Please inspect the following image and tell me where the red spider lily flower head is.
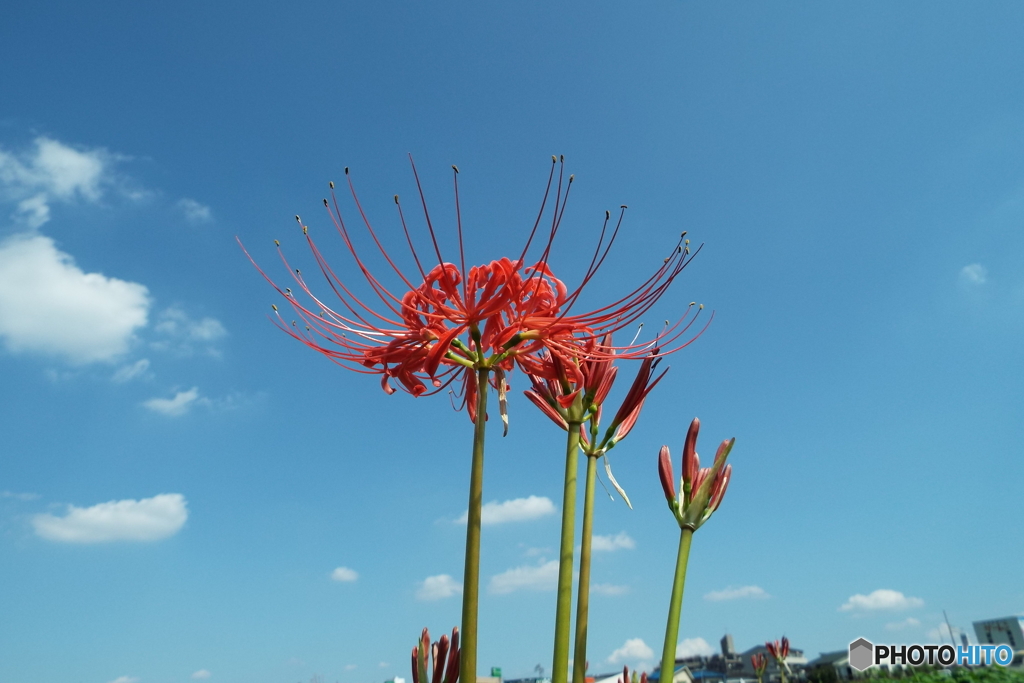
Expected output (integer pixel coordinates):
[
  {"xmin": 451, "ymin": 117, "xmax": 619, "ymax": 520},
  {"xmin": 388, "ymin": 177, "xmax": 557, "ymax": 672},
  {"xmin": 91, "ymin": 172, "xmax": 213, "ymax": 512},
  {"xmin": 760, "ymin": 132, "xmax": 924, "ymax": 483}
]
[
  {"xmin": 412, "ymin": 627, "xmax": 460, "ymax": 683},
  {"xmin": 242, "ymin": 157, "xmax": 708, "ymax": 422},
  {"xmin": 523, "ymin": 338, "xmax": 668, "ymax": 509},
  {"xmin": 751, "ymin": 654, "xmax": 768, "ymax": 675},
  {"xmin": 659, "ymin": 418, "xmax": 735, "ymax": 531},
  {"xmin": 766, "ymin": 638, "xmax": 789, "ymax": 663}
]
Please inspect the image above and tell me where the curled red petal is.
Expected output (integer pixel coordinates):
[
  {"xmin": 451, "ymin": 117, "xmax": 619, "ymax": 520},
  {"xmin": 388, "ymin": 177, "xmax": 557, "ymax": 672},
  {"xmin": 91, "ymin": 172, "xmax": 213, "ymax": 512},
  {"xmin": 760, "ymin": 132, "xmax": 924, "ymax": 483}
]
[{"xmin": 524, "ymin": 390, "xmax": 569, "ymax": 430}]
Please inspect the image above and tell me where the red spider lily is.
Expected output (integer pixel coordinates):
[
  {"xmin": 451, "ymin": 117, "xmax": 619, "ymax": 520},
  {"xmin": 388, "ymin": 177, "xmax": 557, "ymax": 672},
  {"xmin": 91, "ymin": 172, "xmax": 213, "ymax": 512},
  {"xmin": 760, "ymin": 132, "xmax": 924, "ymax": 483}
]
[
  {"xmin": 411, "ymin": 627, "xmax": 460, "ymax": 683},
  {"xmin": 766, "ymin": 637, "xmax": 790, "ymax": 663},
  {"xmin": 241, "ymin": 157, "xmax": 708, "ymax": 415},
  {"xmin": 751, "ymin": 654, "xmax": 768, "ymax": 674},
  {"xmin": 657, "ymin": 417, "xmax": 735, "ymax": 530},
  {"xmin": 523, "ymin": 336, "xmax": 666, "ymax": 444},
  {"xmin": 523, "ymin": 335, "xmax": 668, "ymax": 507}
]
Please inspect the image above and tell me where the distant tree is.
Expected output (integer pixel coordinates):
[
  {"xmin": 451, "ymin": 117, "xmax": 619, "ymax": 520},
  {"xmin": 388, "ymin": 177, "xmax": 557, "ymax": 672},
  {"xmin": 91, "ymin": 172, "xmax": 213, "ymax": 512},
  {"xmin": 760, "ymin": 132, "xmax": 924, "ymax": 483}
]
[{"xmin": 806, "ymin": 665, "xmax": 838, "ymax": 683}]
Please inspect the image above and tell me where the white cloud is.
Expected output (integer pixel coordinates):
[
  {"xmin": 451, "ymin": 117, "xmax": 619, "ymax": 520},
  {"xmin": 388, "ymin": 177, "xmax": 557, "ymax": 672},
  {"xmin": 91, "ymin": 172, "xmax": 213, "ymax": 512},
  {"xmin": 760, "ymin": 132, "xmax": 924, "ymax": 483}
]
[
  {"xmin": 331, "ymin": 566, "xmax": 359, "ymax": 582},
  {"xmin": 112, "ymin": 358, "xmax": 150, "ymax": 382},
  {"xmin": 108, "ymin": 677, "xmax": 140, "ymax": 683},
  {"xmin": 609, "ymin": 638, "xmax": 655, "ymax": 664},
  {"xmin": 416, "ymin": 574, "xmax": 462, "ymax": 601},
  {"xmin": 0, "ymin": 137, "xmax": 113, "ymax": 228},
  {"xmin": 592, "ymin": 583, "xmax": 630, "ymax": 596},
  {"xmin": 0, "ymin": 233, "xmax": 149, "ymax": 363},
  {"xmin": 704, "ymin": 585, "xmax": 770, "ymax": 601},
  {"xmin": 191, "ymin": 671, "xmax": 211, "ymax": 680},
  {"xmin": 345, "ymin": 665, "xmax": 358, "ymax": 671},
  {"xmin": 489, "ymin": 560, "xmax": 559, "ymax": 595},
  {"xmin": 456, "ymin": 495, "xmax": 556, "ymax": 525},
  {"xmin": 591, "ymin": 532, "xmax": 635, "ymax": 552},
  {"xmin": 676, "ymin": 637, "xmax": 714, "ymax": 658},
  {"xmin": 839, "ymin": 589, "xmax": 924, "ymax": 612},
  {"xmin": 178, "ymin": 198, "xmax": 212, "ymax": 223},
  {"xmin": 960, "ymin": 263, "xmax": 988, "ymax": 285},
  {"xmin": 143, "ymin": 387, "xmax": 202, "ymax": 416},
  {"xmin": 886, "ymin": 618, "xmax": 921, "ymax": 631},
  {"xmin": 379, "ymin": 662, "xmax": 390, "ymax": 668},
  {"xmin": 32, "ymin": 493, "xmax": 188, "ymax": 543}
]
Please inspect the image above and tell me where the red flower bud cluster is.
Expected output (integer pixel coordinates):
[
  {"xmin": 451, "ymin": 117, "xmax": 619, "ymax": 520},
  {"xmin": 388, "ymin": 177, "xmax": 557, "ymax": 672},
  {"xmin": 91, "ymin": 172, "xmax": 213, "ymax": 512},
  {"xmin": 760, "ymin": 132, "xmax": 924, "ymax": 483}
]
[
  {"xmin": 657, "ymin": 418, "xmax": 734, "ymax": 531},
  {"xmin": 523, "ymin": 334, "xmax": 665, "ymax": 447},
  {"xmin": 766, "ymin": 637, "xmax": 790, "ymax": 663},
  {"xmin": 751, "ymin": 653, "xmax": 768, "ymax": 676},
  {"xmin": 619, "ymin": 666, "xmax": 647, "ymax": 683},
  {"xmin": 411, "ymin": 627, "xmax": 460, "ymax": 683}
]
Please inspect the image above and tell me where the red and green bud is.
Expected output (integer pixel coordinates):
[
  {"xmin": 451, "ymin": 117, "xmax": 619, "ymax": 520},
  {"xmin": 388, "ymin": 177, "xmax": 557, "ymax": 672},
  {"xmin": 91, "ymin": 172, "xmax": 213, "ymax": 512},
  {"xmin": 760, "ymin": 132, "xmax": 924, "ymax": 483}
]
[
  {"xmin": 412, "ymin": 627, "xmax": 461, "ymax": 683},
  {"xmin": 657, "ymin": 445, "xmax": 676, "ymax": 503},
  {"xmin": 658, "ymin": 419, "xmax": 735, "ymax": 532}
]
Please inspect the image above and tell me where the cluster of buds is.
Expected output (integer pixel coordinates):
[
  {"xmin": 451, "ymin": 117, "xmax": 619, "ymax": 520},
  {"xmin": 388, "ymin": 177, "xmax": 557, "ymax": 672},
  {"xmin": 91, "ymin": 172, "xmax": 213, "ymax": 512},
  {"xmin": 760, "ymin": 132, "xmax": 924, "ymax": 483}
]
[
  {"xmin": 411, "ymin": 627, "xmax": 460, "ymax": 683},
  {"xmin": 524, "ymin": 335, "xmax": 667, "ymax": 506},
  {"xmin": 657, "ymin": 418, "xmax": 734, "ymax": 530},
  {"xmin": 750, "ymin": 653, "xmax": 768, "ymax": 683},
  {"xmin": 766, "ymin": 637, "xmax": 789, "ymax": 665},
  {"xmin": 765, "ymin": 637, "xmax": 790, "ymax": 683},
  {"xmin": 618, "ymin": 666, "xmax": 647, "ymax": 683}
]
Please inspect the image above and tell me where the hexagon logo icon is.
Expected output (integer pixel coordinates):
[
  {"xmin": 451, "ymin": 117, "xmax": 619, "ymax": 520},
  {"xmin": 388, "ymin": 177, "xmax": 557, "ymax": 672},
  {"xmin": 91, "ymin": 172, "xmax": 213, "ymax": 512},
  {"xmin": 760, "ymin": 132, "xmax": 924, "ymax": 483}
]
[{"xmin": 849, "ymin": 638, "xmax": 873, "ymax": 672}]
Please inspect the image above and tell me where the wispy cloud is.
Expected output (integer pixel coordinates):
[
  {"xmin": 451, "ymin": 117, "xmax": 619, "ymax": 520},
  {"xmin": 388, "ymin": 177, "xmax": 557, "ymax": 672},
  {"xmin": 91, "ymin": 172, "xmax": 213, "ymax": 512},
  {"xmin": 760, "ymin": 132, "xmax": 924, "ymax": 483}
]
[
  {"xmin": 143, "ymin": 387, "xmax": 202, "ymax": 416},
  {"xmin": 591, "ymin": 531, "xmax": 635, "ymax": 552},
  {"xmin": 331, "ymin": 566, "xmax": 359, "ymax": 582},
  {"xmin": 456, "ymin": 495, "xmax": 556, "ymax": 525},
  {"xmin": 489, "ymin": 560, "xmax": 559, "ymax": 595},
  {"xmin": 32, "ymin": 493, "xmax": 188, "ymax": 543},
  {"xmin": 151, "ymin": 305, "xmax": 227, "ymax": 356},
  {"xmin": 191, "ymin": 671, "xmax": 211, "ymax": 680},
  {"xmin": 960, "ymin": 263, "xmax": 988, "ymax": 286},
  {"xmin": 177, "ymin": 198, "xmax": 212, "ymax": 224},
  {"xmin": 0, "ymin": 233, "xmax": 149, "ymax": 363},
  {"xmin": 112, "ymin": 358, "xmax": 151, "ymax": 382},
  {"xmin": 416, "ymin": 574, "xmax": 462, "ymax": 601},
  {"xmin": 886, "ymin": 618, "xmax": 921, "ymax": 631},
  {"xmin": 704, "ymin": 585, "xmax": 770, "ymax": 601},
  {"xmin": 839, "ymin": 589, "xmax": 923, "ymax": 612},
  {"xmin": 592, "ymin": 583, "xmax": 630, "ymax": 596},
  {"xmin": 1, "ymin": 490, "xmax": 40, "ymax": 501},
  {"xmin": 108, "ymin": 677, "xmax": 140, "ymax": 683}
]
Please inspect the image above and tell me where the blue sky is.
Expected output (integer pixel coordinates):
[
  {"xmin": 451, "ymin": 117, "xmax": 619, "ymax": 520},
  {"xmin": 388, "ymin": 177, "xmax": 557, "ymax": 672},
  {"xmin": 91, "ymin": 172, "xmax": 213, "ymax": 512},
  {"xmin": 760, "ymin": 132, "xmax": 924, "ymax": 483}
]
[{"xmin": 1, "ymin": 2, "xmax": 1022, "ymax": 683}]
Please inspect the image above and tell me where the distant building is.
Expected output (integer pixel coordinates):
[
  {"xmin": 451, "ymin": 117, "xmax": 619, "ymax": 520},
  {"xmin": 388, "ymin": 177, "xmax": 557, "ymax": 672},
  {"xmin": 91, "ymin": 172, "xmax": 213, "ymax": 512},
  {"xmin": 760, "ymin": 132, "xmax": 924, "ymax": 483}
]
[{"xmin": 973, "ymin": 616, "xmax": 1024, "ymax": 667}]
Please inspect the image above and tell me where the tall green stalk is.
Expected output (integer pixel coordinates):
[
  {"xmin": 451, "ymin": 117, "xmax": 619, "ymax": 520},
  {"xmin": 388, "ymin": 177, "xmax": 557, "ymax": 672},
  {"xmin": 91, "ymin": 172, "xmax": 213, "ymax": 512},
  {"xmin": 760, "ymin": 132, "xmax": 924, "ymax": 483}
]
[
  {"xmin": 460, "ymin": 367, "xmax": 490, "ymax": 683},
  {"xmin": 551, "ymin": 421, "xmax": 582, "ymax": 683},
  {"xmin": 659, "ymin": 527, "xmax": 693, "ymax": 683},
  {"xmin": 571, "ymin": 454, "xmax": 599, "ymax": 683}
]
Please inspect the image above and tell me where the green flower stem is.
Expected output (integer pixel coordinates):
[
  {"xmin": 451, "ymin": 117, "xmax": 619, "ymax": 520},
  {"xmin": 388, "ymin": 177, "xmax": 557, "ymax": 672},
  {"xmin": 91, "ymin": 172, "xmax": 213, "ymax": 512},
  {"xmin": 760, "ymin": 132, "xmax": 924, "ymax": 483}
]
[
  {"xmin": 552, "ymin": 422, "xmax": 583, "ymax": 683},
  {"xmin": 571, "ymin": 454, "xmax": 599, "ymax": 683},
  {"xmin": 659, "ymin": 527, "xmax": 694, "ymax": 683},
  {"xmin": 460, "ymin": 367, "xmax": 490, "ymax": 683}
]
